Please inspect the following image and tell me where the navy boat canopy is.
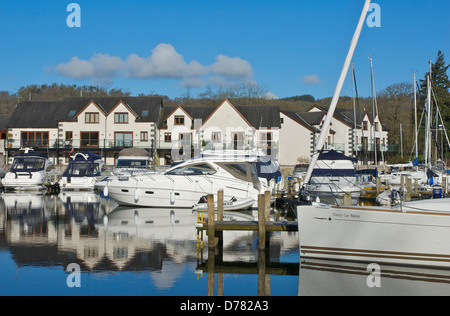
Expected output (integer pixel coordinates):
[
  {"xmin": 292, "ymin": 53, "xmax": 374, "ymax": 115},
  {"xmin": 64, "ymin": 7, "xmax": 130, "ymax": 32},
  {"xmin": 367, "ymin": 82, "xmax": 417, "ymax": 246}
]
[
  {"xmin": 11, "ymin": 152, "xmax": 48, "ymax": 172},
  {"xmin": 63, "ymin": 152, "xmax": 102, "ymax": 177},
  {"xmin": 256, "ymin": 156, "xmax": 282, "ymax": 181},
  {"xmin": 318, "ymin": 150, "xmax": 358, "ymax": 163}
]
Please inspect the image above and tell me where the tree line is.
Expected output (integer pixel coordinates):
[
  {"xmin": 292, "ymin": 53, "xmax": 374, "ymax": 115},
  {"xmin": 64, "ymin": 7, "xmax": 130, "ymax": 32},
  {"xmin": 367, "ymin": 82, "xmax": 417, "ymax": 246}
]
[{"xmin": 0, "ymin": 51, "xmax": 448, "ymax": 163}]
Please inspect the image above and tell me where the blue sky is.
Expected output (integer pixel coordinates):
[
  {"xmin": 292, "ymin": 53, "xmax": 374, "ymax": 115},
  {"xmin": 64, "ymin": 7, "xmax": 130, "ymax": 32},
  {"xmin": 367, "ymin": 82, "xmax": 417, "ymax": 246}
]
[{"xmin": 0, "ymin": 0, "xmax": 449, "ymax": 100}]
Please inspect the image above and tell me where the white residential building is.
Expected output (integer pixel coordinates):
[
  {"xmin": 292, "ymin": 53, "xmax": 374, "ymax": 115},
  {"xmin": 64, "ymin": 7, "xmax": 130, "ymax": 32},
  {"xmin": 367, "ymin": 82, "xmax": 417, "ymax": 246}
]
[{"xmin": 156, "ymin": 99, "xmax": 280, "ymax": 165}]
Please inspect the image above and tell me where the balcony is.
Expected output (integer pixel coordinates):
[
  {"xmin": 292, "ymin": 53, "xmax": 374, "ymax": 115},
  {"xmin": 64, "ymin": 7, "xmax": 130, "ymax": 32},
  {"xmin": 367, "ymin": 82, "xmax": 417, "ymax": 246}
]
[{"xmin": 5, "ymin": 138, "xmax": 279, "ymax": 158}]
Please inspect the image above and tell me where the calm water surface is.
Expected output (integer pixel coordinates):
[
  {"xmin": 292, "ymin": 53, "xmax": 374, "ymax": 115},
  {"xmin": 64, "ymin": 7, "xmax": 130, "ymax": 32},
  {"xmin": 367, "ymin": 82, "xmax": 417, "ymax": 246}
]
[
  {"xmin": 0, "ymin": 191, "xmax": 299, "ymax": 296},
  {"xmin": 3, "ymin": 191, "xmax": 450, "ymax": 296}
]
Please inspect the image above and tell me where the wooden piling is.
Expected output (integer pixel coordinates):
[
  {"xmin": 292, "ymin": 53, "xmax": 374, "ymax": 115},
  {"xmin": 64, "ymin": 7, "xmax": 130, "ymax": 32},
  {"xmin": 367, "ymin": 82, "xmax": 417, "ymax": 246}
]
[
  {"xmin": 257, "ymin": 194, "xmax": 266, "ymax": 250},
  {"xmin": 207, "ymin": 194, "xmax": 215, "ymax": 250},
  {"xmin": 217, "ymin": 189, "xmax": 224, "ymax": 221},
  {"xmin": 217, "ymin": 189, "xmax": 224, "ymax": 249},
  {"xmin": 376, "ymin": 177, "xmax": 381, "ymax": 195},
  {"xmin": 343, "ymin": 191, "xmax": 352, "ymax": 206},
  {"xmin": 264, "ymin": 191, "xmax": 271, "ymax": 222}
]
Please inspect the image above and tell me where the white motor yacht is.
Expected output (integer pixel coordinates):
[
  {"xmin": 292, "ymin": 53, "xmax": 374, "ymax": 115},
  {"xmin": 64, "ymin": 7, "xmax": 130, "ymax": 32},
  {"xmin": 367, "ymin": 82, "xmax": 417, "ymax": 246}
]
[
  {"xmin": 304, "ymin": 150, "xmax": 361, "ymax": 205},
  {"xmin": 2, "ymin": 148, "xmax": 53, "ymax": 190},
  {"xmin": 103, "ymin": 153, "xmax": 265, "ymax": 208},
  {"xmin": 59, "ymin": 152, "xmax": 104, "ymax": 191}
]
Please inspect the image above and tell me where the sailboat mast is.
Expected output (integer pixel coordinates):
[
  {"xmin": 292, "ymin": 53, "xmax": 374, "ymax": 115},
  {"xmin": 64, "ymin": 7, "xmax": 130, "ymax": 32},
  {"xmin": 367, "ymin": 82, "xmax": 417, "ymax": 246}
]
[
  {"xmin": 303, "ymin": 0, "xmax": 371, "ymax": 186},
  {"xmin": 352, "ymin": 62, "xmax": 357, "ymax": 159},
  {"xmin": 414, "ymin": 72, "xmax": 418, "ymax": 160},
  {"xmin": 425, "ymin": 75, "xmax": 431, "ymax": 169},
  {"xmin": 370, "ymin": 56, "xmax": 378, "ymax": 166}
]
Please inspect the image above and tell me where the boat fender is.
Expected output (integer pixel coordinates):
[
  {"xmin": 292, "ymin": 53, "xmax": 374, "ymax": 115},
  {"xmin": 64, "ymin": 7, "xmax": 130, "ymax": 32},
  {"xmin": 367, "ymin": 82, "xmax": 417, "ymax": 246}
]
[
  {"xmin": 134, "ymin": 211, "xmax": 139, "ymax": 225},
  {"xmin": 103, "ymin": 215, "xmax": 108, "ymax": 227},
  {"xmin": 170, "ymin": 191, "xmax": 175, "ymax": 205},
  {"xmin": 134, "ymin": 190, "xmax": 139, "ymax": 203},
  {"xmin": 103, "ymin": 185, "xmax": 109, "ymax": 197}
]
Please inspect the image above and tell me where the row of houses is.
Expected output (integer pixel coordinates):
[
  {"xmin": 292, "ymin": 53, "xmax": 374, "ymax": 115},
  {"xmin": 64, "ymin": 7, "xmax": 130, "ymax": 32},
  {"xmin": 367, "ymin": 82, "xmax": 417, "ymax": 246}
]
[{"xmin": 0, "ymin": 96, "xmax": 389, "ymax": 167}]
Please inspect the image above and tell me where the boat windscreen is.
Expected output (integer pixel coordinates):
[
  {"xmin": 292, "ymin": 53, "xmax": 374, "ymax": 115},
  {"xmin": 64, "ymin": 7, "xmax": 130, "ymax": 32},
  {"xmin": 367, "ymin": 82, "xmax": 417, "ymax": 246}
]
[
  {"xmin": 165, "ymin": 163, "xmax": 216, "ymax": 176},
  {"xmin": 11, "ymin": 157, "xmax": 46, "ymax": 172},
  {"xmin": 63, "ymin": 161, "xmax": 101, "ymax": 177},
  {"xmin": 217, "ymin": 162, "xmax": 260, "ymax": 190}
]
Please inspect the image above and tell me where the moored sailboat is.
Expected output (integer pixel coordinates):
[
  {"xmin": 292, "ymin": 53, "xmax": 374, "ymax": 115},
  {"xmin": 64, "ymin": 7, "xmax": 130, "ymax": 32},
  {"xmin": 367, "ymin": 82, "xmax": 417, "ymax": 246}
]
[{"xmin": 297, "ymin": 0, "xmax": 450, "ymax": 268}]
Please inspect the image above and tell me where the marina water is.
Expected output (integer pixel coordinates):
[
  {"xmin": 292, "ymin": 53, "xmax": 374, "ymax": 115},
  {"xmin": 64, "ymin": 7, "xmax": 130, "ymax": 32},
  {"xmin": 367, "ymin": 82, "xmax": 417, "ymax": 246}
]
[
  {"xmin": 2, "ymin": 191, "xmax": 450, "ymax": 296},
  {"xmin": 0, "ymin": 191, "xmax": 299, "ymax": 296}
]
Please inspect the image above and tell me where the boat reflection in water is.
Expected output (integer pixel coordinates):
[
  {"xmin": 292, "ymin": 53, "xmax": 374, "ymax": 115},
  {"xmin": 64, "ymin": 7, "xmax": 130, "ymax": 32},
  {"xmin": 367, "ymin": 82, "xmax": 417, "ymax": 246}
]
[
  {"xmin": 0, "ymin": 192, "xmax": 299, "ymax": 295},
  {"xmin": 298, "ymin": 258, "xmax": 450, "ymax": 296}
]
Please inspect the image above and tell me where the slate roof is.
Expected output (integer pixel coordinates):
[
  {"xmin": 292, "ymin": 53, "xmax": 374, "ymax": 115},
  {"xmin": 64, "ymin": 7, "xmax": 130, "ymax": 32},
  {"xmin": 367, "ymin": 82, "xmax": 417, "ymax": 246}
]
[
  {"xmin": 0, "ymin": 115, "xmax": 11, "ymax": 131},
  {"xmin": 235, "ymin": 105, "xmax": 281, "ymax": 129},
  {"xmin": 7, "ymin": 101, "xmax": 65, "ymax": 128},
  {"xmin": 7, "ymin": 97, "xmax": 163, "ymax": 128},
  {"xmin": 158, "ymin": 101, "xmax": 280, "ymax": 130}
]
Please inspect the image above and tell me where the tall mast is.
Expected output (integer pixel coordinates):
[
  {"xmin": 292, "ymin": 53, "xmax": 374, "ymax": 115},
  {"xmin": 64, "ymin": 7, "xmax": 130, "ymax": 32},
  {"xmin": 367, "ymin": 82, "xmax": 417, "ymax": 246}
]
[
  {"xmin": 414, "ymin": 72, "xmax": 418, "ymax": 160},
  {"xmin": 352, "ymin": 62, "xmax": 357, "ymax": 159},
  {"xmin": 425, "ymin": 75, "xmax": 431, "ymax": 169},
  {"xmin": 370, "ymin": 56, "xmax": 378, "ymax": 166},
  {"xmin": 303, "ymin": 0, "xmax": 372, "ymax": 185}
]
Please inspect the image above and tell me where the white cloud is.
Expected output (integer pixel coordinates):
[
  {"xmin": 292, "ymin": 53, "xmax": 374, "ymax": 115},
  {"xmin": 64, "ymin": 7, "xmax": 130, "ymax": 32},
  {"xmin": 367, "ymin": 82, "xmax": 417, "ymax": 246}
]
[
  {"xmin": 209, "ymin": 55, "xmax": 253, "ymax": 78},
  {"xmin": 302, "ymin": 74, "xmax": 321, "ymax": 85},
  {"xmin": 55, "ymin": 53, "xmax": 123, "ymax": 84},
  {"xmin": 54, "ymin": 43, "xmax": 254, "ymax": 89}
]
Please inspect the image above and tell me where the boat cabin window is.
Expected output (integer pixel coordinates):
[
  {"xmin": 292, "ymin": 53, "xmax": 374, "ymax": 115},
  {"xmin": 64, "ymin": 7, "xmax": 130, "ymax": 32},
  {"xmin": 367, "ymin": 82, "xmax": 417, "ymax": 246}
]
[
  {"xmin": 217, "ymin": 162, "xmax": 260, "ymax": 189},
  {"xmin": 216, "ymin": 162, "xmax": 254, "ymax": 182},
  {"xmin": 65, "ymin": 162, "xmax": 100, "ymax": 177},
  {"xmin": 166, "ymin": 163, "xmax": 216, "ymax": 176},
  {"xmin": 11, "ymin": 157, "xmax": 46, "ymax": 171},
  {"xmin": 116, "ymin": 159, "xmax": 148, "ymax": 168}
]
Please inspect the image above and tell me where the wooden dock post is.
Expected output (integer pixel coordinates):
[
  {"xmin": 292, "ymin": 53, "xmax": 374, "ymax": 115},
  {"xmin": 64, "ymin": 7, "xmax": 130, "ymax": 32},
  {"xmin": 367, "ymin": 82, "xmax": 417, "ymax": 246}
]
[
  {"xmin": 217, "ymin": 189, "xmax": 224, "ymax": 249},
  {"xmin": 406, "ymin": 177, "xmax": 412, "ymax": 202},
  {"xmin": 444, "ymin": 175, "xmax": 448, "ymax": 197},
  {"xmin": 264, "ymin": 191, "xmax": 271, "ymax": 221},
  {"xmin": 257, "ymin": 194, "xmax": 266, "ymax": 250},
  {"xmin": 343, "ymin": 191, "xmax": 352, "ymax": 206},
  {"xmin": 376, "ymin": 177, "xmax": 381, "ymax": 195},
  {"xmin": 207, "ymin": 194, "xmax": 215, "ymax": 250}
]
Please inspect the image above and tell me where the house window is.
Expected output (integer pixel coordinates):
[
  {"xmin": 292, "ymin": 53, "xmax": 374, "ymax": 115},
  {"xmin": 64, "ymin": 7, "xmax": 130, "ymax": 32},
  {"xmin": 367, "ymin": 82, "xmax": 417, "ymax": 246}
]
[
  {"xmin": 164, "ymin": 133, "xmax": 172, "ymax": 142},
  {"xmin": 140, "ymin": 131, "xmax": 148, "ymax": 141},
  {"xmin": 211, "ymin": 132, "xmax": 221, "ymax": 143},
  {"xmin": 85, "ymin": 112, "xmax": 99, "ymax": 124},
  {"xmin": 375, "ymin": 122, "xmax": 379, "ymax": 132},
  {"xmin": 114, "ymin": 112, "xmax": 129, "ymax": 124},
  {"xmin": 21, "ymin": 131, "xmax": 49, "ymax": 148},
  {"xmin": 65, "ymin": 131, "xmax": 73, "ymax": 141},
  {"xmin": 115, "ymin": 132, "xmax": 133, "ymax": 147},
  {"xmin": 363, "ymin": 121, "xmax": 368, "ymax": 131},
  {"xmin": 174, "ymin": 115, "xmax": 185, "ymax": 125},
  {"xmin": 80, "ymin": 132, "xmax": 99, "ymax": 147}
]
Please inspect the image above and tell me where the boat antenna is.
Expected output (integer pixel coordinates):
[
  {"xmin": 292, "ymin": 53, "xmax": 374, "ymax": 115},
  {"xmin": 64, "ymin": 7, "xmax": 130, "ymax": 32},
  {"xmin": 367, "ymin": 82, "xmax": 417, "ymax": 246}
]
[{"xmin": 303, "ymin": 0, "xmax": 372, "ymax": 186}]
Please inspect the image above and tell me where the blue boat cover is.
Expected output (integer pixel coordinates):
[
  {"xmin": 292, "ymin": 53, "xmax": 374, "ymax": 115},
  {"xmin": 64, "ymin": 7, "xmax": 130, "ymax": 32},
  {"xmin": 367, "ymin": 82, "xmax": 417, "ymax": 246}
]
[
  {"xmin": 63, "ymin": 152, "xmax": 102, "ymax": 177},
  {"xmin": 318, "ymin": 150, "xmax": 358, "ymax": 162}
]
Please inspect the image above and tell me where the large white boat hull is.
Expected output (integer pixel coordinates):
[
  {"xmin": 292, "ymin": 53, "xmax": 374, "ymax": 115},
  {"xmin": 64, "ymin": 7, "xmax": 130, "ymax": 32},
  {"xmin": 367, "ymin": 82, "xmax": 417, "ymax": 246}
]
[
  {"xmin": 2, "ymin": 171, "xmax": 46, "ymax": 191},
  {"xmin": 298, "ymin": 199, "xmax": 450, "ymax": 268},
  {"xmin": 105, "ymin": 174, "xmax": 260, "ymax": 208}
]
